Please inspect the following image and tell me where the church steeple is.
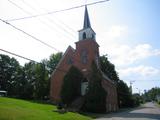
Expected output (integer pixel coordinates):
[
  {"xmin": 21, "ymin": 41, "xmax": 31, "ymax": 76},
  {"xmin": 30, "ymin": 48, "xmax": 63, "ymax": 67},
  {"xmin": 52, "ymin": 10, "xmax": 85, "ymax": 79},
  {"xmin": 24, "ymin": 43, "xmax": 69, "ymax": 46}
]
[
  {"xmin": 78, "ymin": 6, "xmax": 96, "ymax": 41},
  {"xmin": 83, "ymin": 6, "xmax": 91, "ymax": 29}
]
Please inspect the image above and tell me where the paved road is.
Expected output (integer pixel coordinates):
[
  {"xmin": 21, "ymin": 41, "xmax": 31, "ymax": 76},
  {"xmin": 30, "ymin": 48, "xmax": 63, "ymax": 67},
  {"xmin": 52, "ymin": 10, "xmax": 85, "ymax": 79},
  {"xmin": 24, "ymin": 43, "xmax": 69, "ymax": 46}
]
[{"xmin": 95, "ymin": 102, "xmax": 160, "ymax": 120}]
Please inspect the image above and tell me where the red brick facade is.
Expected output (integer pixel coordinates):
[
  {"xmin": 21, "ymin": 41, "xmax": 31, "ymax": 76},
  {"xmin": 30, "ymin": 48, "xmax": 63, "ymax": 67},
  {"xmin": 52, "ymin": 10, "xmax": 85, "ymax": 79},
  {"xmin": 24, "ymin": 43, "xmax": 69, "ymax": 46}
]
[
  {"xmin": 50, "ymin": 6, "xmax": 118, "ymax": 112},
  {"xmin": 50, "ymin": 38, "xmax": 118, "ymax": 112}
]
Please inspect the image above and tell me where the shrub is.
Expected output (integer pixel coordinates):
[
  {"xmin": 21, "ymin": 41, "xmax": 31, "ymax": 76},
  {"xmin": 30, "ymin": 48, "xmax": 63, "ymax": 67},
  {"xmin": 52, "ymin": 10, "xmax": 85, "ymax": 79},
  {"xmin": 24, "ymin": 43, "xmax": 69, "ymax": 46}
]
[
  {"xmin": 83, "ymin": 61, "xmax": 107, "ymax": 113},
  {"xmin": 61, "ymin": 66, "xmax": 83, "ymax": 105}
]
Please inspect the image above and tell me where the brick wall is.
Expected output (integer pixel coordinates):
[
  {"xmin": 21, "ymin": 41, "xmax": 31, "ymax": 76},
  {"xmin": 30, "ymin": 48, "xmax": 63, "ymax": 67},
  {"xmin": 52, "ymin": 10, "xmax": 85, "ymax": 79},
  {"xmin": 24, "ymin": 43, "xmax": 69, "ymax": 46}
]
[{"xmin": 50, "ymin": 40, "xmax": 118, "ymax": 112}]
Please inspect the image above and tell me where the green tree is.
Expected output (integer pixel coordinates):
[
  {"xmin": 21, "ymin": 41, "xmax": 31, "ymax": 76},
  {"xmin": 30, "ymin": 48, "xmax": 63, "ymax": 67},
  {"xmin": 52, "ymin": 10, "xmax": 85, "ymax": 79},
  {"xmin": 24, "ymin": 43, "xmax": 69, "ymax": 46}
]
[
  {"xmin": 132, "ymin": 93, "xmax": 143, "ymax": 106},
  {"xmin": 100, "ymin": 55, "xmax": 119, "ymax": 82},
  {"xmin": 47, "ymin": 52, "xmax": 63, "ymax": 75},
  {"xmin": 34, "ymin": 63, "xmax": 49, "ymax": 100},
  {"xmin": 117, "ymin": 80, "xmax": 133, "ymax": 107},
  {"xmin": 15, "ymin": 67, "xmax": 27, "ymax": 98},
  {"xmin": 22, "ymin": 61, "xmax": 50, "ymax": 100},
  {"xmin": 144, "ymin": 87, "xmax": 160, "ymax": 101},
  {"xmin": 84, "ymin": 61, "xmax": 106, "ymax": 113},
  {"xmin": 0, "ymin": 54, "xmax": 20, "ymax": 96},
  {"xmin": 61, "ymin": 66, "xmax": 83, "ymax": 105},
  {"xmin": 22, "ymin": 61, "xmax": 36, "ymax": 99}
]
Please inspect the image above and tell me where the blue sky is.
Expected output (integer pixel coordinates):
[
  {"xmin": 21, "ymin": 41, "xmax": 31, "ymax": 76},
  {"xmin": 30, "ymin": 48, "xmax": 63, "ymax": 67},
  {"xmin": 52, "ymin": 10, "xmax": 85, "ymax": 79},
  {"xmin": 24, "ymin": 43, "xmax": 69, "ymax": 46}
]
[{"xmin": 0, "ymin": 0, "xmax": 159, "ymax": 93}]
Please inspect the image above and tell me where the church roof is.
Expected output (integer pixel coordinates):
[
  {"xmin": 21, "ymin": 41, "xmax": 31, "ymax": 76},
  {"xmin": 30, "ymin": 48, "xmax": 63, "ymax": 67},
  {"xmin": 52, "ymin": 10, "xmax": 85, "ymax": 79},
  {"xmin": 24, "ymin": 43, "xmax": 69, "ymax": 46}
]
[{"xmin": 83, "ymin": 6, "xmax": 91, "ymax": 29}]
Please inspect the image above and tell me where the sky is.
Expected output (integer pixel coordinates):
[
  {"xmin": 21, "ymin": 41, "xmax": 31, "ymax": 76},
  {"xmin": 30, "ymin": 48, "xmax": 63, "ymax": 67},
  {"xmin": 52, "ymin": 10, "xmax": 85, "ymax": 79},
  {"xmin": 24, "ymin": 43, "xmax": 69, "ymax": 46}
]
[{"xmin": 0, "ymin": 0, "xmax": 160, "ymax": 93}]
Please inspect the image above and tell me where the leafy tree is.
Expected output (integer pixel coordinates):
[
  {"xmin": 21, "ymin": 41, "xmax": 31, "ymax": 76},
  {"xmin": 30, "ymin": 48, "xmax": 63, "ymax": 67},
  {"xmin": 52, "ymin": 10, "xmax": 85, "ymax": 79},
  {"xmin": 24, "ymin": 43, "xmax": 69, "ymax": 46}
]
[
  {"xmin": 84, "ymin": 61, "xmax": 106, "ymax": 113},
  {"xmin": 143, "ymin": 87, "xmax": 160, "ymax": 101},
  {"xmin": 10, "ymin": 66, "xmax": 25, "ymax": 97},
  {"xmin": 22, "ymin": 61, "xmax": 49, "ymax": 100},
  {"xmin": 47, "ymin": 52, "xmax": 63, "ymax": 75},
  {"xmin": 0, "ymin": 52, "xmax": 61, "ymax": 100},
  {"xmin": 100, "ymin": 55, "xmax": 141, "ymax": 108},
  {"xmin": 117, "ymin": 80, "xmax": 133, "ymax": 107},
  {"xmin": 22, "ymin": 61, "xmax": 36, "ymax": 99},
  {"xmin": 16, "ymin": 67, "xmax": 28, "ymax": 98},
  {"xmin": 34, "ymin": 63, "xmax": 49, "ymax": 100},
  {"xmin": 100, "ymin": 55, "xmax": 119, "ymax": 82},
  {"xmin": 61, "ymin": 66, "xmax": 83, "ymax": 105},
  {"xmin": 0, "ymin": 54, "xmax": 20, "ymax": 96},
  {"xmin": 132, "ymin": 93, "xmax": 143, "ymax": 106}
]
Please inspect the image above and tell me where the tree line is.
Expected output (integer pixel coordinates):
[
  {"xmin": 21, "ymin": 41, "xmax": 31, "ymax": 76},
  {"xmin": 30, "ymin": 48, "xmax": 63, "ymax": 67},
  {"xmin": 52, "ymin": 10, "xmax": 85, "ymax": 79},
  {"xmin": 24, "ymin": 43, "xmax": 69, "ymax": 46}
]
[
  {"xmin": 142, "ymin": 87, "xmax": 160, "ymax": 103},
  {"xmin": 0, "ymin": 53, "xmax": 62, "ymax": 100}
]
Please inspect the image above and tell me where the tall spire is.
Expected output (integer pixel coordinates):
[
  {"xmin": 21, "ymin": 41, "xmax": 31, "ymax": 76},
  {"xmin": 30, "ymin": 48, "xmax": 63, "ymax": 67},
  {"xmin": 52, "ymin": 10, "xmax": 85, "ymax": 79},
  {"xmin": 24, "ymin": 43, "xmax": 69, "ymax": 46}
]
[
  {"xmin": 79, "ymin": 5, "xmax": 95, "ymax": 41},
  {"xmin": 83, "ymin": 6, "xmax": 91, "ymax": 29}
]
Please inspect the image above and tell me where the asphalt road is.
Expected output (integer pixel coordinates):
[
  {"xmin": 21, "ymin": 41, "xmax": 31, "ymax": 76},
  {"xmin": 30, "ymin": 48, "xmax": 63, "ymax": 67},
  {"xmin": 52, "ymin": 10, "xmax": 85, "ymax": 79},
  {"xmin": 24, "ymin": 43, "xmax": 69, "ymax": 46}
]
[{"xmin": 95, "ymin": 102, "xmax": 160, "ymax": 120}]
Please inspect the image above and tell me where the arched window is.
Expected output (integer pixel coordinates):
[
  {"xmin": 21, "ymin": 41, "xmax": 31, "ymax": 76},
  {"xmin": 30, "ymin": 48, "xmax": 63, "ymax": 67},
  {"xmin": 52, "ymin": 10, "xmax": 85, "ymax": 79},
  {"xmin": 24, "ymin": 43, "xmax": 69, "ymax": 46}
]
[
  {"xmin": 83, "ymin": 32, "xmax": 86, "ymax": 39},
  {"xmin": 81, "ymin": 49, "xmax": 88, "ymax": 64}
]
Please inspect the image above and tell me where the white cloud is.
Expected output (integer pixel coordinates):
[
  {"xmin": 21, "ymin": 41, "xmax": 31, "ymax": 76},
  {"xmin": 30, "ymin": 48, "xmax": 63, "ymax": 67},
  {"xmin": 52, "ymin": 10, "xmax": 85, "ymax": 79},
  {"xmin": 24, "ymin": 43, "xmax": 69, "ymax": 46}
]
[
  {"xmin": 108, "ymin": 44, "xmax": 160, "ymax": 66},
  {"xmin": 106, "ymin": 25, "xmax": 128, "ymax": 39},
  {"xmin": 99, "ymin": 25, "xmax": 160, "ymax": 66},
  {"xmin": 98, "ymin": 25, "xmax": 128, "ymax": 44},
  {"xmin": 118, "ymin": 65, "xmax": 160, "ymax": 78}
]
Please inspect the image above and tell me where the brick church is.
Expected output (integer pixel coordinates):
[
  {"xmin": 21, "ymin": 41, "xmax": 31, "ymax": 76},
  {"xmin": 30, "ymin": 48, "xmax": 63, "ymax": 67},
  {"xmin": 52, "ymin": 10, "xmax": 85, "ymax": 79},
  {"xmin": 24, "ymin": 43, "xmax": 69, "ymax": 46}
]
[{"xmin": 50, "ymin": 6, "xmax": 118, "ymax": 112}]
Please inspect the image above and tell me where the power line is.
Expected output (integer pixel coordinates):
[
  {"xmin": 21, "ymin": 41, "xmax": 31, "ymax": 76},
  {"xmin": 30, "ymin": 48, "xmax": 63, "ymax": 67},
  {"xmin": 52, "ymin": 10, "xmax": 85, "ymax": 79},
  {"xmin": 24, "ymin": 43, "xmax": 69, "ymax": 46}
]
[
  {"xmin": 7, "ymin": 0, "xmax": 31, "ymax": 15},
  {"xmin": 0, "ymin": 19, "xmax": 85, "ymax": 72},
  {"xmin": 7, "ymin": 0, "xmax": 77, "ymax": 42},
  {"xmin": 6, "ymin": 0, "xmax": 110, "ymax": 22},
  {"xmin": 7, "ymin": 0, "xmax": 75, "ymax": 40},
  {"xmin": 0, "ymin": 48, "xmax": 38, "ymax": 63},
  {"xmin": 21, "ymin": 0, "xmax": 76, "ymax": 37},
  {"xmin": 0, "ymin": 48, "xmax": 68, "ymax": 73},
  {"xmin": 0, "ymin": 18, "xmax": 60, "ymax": 52},
  {"xmin": 124, "ymin": 79, "xmax": 160, "ymax": 82},
  {"xmin": 22, "ymin": 0, "xmax": 77, "ymax": 36},
  {"xmin": 31, "ymin": 0, "xmax": 77, "ymax": 33},
  {"xmin": 0, "ymin": 18, "xmax": 96, "ymax": 69}
]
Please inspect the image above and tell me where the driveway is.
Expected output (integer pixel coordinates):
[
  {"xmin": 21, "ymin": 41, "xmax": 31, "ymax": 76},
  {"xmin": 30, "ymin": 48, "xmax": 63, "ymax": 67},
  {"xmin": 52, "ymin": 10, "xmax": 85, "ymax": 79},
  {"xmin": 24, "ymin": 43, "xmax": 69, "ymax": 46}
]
[{"xmin": 95, "ymin": 102, "xmax": 160, "ymax": 120}]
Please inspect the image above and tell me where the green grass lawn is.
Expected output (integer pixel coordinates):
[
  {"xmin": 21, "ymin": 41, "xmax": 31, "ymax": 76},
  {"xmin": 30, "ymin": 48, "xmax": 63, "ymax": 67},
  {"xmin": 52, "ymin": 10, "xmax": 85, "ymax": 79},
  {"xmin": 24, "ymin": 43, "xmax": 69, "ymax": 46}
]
[{"xmin": 0, "ymin": 97, "xmax": 92, "ymax": 120}]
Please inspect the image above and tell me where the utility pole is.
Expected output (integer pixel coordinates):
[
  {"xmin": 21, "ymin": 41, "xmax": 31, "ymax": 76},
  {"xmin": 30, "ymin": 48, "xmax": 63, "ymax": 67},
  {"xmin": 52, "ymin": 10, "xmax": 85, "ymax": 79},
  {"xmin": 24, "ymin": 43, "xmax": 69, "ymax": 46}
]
[
  {"xmin": 136, "ymin": 88, "xmax": 141, "ymax": 95},
  {"xmin": 129, "ymin": 80, "xmax": 135, "ymax": 94}
]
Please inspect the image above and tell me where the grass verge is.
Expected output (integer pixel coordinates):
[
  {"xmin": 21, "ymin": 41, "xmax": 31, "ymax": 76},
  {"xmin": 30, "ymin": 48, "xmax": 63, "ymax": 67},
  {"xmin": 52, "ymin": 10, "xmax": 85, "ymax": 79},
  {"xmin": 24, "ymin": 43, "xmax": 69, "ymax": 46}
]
[{"xmin": 0, "ymin": 97, "xmax": 92, "ymax": 120}]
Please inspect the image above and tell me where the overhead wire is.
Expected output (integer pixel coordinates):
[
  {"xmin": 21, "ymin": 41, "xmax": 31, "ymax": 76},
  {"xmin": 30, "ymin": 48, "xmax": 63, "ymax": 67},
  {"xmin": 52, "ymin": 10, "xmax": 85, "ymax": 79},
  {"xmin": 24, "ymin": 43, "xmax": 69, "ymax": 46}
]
[
  {"xmin": 5, "ymin": 0, "xmax": 110, "ymax": 22},
  {"xmin": 0, "ymin": 18, "xmax": 89, "ymax": 71},
  {"xmin": 1, "ymin": 48, "xmax": 156, "ymax": 96},
  {"xmin": 7, "ymin": 0, "xmax": 76, "ymax": 42},
  {"xmin": 0, "ymin": 48, "xmax": 38, "ymax": 63},
  {"xmin": 0, "ymin": 0, "xmax": 100, "ymax": 66},
  {"xmin": 31, "ymin": 0, "xmax": 77, "ymax": 33},
  {"xmin": 1, "ymin": 0, "xmax": 112, "ymax": 73},
  {"xmin": 1, "ymin": 0, "xmax": 109, "ymax": 63},
  {"xmin": 0, "ymin": 48, "xmax": 68, "ymax": 73},
  {"xmin": 124, "ymin": 79, "xmax": 160, "ymax": 82},
  {"xmin": 4, "ymin": 0, "xmax": 111, "ymax": 54},
  {"xmin": 0, "ymin": 18, "xmax": 60, "ymax": 52},
  {"xmin": 20, "ymin": 0, "xmax": 77, "ymax": 41},
  {"xmin": 1, "ymin": 48, "xmax": 158, "ymax": 82},
  {"xmin": 7, "ymin": 0, "xmax": 31, "ymax": 15}
]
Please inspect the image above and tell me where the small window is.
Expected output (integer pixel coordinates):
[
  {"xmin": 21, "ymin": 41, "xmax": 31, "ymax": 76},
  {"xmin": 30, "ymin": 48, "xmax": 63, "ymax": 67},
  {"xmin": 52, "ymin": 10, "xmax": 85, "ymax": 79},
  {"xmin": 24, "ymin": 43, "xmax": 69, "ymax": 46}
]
[
  {"xmin": 83, "ymin": 32, "xmax": 86, "ymax": 39},
  {"xmin": 67, "ymin": 57, "xmax": 73, "ymax": 64},
  {"xmin": 92, "ymin": 34, "xmax": 95, "ymax": 39}
]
